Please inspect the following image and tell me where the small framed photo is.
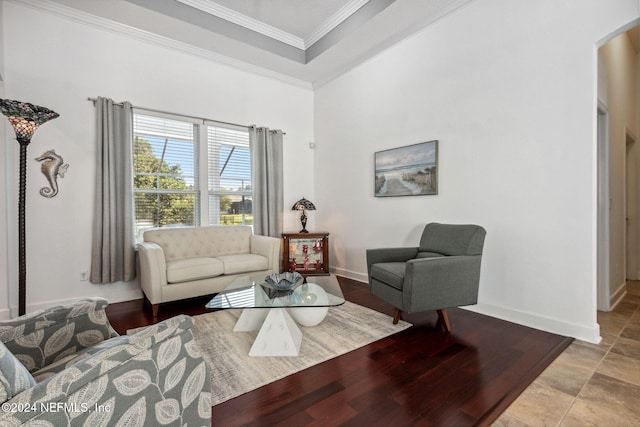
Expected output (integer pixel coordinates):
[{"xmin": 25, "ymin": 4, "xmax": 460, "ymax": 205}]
[{"xmin": 375, "ymin": 140, "xmax": 438, "ymax": 197}]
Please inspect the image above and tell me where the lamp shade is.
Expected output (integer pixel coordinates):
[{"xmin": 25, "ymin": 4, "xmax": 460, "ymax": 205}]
[
  {"xmin": 0, "ymin": 99, "xmax": 59, "ymax": 141},
  {"xmin": 291, "ymin": 197, "xmax": 316, "ymax": 211}
]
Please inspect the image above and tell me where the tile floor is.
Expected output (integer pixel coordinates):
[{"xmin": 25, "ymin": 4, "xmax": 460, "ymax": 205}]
[{"xmin": 493, "ymin": 281, "xmax": 640, "ymax": 426}]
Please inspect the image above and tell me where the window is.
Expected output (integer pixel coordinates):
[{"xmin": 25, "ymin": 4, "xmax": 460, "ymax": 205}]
[
  {"xmin": 207, "ymin": 125, "xmax": 252, "ymax": 227},
  {"xmin": 133, "ymin": 111, "xmax": 251, "ymax": 241}
]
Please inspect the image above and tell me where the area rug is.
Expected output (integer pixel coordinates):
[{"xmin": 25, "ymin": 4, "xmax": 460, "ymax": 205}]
[{"xmin": 191, "ymin": 301, "xmax": 411, "ymax": 405}]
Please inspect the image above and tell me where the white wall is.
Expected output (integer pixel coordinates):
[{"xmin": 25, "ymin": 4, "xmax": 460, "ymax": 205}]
[
  {"xmin": 0, "ymin": 1, "xmax": 314, "ymax": 316},
  {"xmin": 0, "ymin": 1, "xmax": 4, "ymax": 82},
  {"xmin": 3, "ymin": 0, "xmax": 639, "ymax": 343},
  {"xmin": 0, "ymin": 2, "xmax": 7, "ymax": 315},
  {"xmin": 599, "ymin": 31, "xmax": 639, "ymax": 304},
  {"xmin": 314, "ymin": 0, "xmax": 640, "ymax": 342}
]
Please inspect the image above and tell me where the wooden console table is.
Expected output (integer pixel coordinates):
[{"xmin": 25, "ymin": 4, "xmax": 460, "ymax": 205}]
[{"xmin": 282, "ymin": 232, "xmax": 329, "ymax": 276}]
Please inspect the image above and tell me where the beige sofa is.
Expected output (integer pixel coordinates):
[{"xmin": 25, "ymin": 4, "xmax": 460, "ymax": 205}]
[{"xmin": 138, "ymin": 225, "xmax": 280, "ymax": 315}]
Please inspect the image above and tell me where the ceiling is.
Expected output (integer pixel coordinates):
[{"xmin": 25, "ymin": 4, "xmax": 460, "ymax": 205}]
[
  {"xmin": 42, "ymin": 0, "xmax": 476, "ymax": 87},
  {"xmin": 183, "ymin": 0, "xmax": 366, "ymax": 45}
]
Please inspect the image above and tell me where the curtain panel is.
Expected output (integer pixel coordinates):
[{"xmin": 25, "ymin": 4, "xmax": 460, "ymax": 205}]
[
  {"xmin": 90, "ymin": 97, "xmax": 136, "ymax": 283},
  {"xmin": 250, "ymin": 127, "xmax": 284, "ymax": 238}
]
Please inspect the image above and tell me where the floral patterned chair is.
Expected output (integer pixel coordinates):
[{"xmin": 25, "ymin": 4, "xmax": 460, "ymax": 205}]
[{"xmin": 0, "ymin": 298, "xmax": 211, "ymax": 426}]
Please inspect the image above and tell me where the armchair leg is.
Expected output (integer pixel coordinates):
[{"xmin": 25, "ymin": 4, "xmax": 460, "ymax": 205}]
[
  {"xmin": 393, "ymin": 309, "xmax": 403, "ymax": 325},
  {"xmin": 437, "ymin": 309, "xmax": 451, "ymax": 333}
]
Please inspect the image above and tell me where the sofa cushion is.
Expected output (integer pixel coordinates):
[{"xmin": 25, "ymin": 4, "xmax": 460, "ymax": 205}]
[
  {"xmin": 144, "ymin": 225, "xmax": 252, "ymax": 261},
  {"xmin": 216, "ymin": 254, "xmax": 269, "ymax": 275},
  {"xmin": 167, "ymin": 257, "xmax": 224, "ymax": 284},
  {"xmin": 0, "ymin": 340, "xmax": 36, "ymax": 403}
]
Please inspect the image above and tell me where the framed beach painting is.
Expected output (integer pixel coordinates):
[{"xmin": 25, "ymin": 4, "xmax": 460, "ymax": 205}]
[{"xmin": 374, "ymin": 140, "xmax": 438, "ymax": 197}]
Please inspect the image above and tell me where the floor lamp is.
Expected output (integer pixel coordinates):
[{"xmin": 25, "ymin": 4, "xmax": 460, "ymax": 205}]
[{"xmin": 0, "ymin": 99, "xmax": 59, "ymax": 315}]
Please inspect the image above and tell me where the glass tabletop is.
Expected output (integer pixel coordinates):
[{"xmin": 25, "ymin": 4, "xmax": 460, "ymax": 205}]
[{"xmin": 205, "ymin": 274, "xmax": 345, "ymax": 309}]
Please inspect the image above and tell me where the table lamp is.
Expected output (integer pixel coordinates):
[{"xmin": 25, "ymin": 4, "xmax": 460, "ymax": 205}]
[{"xmin": 291, "ymin": 197, "xmax": 315, "ymax": 233}]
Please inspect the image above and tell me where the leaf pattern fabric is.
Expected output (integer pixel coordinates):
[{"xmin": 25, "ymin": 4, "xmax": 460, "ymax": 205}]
[
  {"xmin": 44, "ymin": 323, "xmax": 75, "ymax": 357},
  {"xmin": 0, "ymin": 298, "xmax": 118, "ymax": 372},
  {"xmin": 0, "ymin": 340, "xmax": 35, "ymax": 402},
  {"xmin": 113, "ymin": 369, "xmax": 151, "ymax": 396},
  {"xmin": 163, "ymin": 358, "xmax": 186, "ymax": 393},
  {"xmin": 0, "ymin": 299, "xmax": 211, "ymax": 426}
]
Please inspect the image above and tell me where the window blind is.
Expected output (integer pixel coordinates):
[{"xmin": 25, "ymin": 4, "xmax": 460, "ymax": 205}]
[
  {"xmin": 132, "ymin": 113, "xmax": 200, "ymax": 240},
  {"xmin": 207, "ymin": 124, "xmax": 252, "ymax": 226}
]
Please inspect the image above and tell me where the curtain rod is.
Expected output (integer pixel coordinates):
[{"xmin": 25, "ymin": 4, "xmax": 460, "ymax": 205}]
[{"xmin": 87, "ymin": 97, "xmax": 285, "ymax": 134}]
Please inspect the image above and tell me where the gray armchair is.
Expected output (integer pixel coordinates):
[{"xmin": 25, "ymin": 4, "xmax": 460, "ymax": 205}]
[
  {"xmin": 0, "ymin": 298, "xmax": 211, "ymax": 426},
  {"xmin": 366, "ymin": 223, "xmax": 486, "ymax": 332}
]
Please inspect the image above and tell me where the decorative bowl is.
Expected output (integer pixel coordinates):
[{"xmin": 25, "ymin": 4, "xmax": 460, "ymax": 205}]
[{"xmin": 264, "ymin": 272, "xmax": 304, "ymax": 290}]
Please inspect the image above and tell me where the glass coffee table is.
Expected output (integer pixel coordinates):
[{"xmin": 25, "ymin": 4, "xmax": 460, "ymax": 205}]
[{"xmin": 206, "ymin": 274, "xmax": 345, "ymax": 356}]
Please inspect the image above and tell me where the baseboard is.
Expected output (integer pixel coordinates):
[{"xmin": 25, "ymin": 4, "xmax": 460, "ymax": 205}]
[
  {"xmin": 325, "ymin": 269, "xmax": 602, "ymax": 343},
  {"xmin": 610, "ymin": 282, "xmax": 627, "ymax": 310},
  {"xmin": 5, "ymin": 297, "xmax": 100, "ymax": 318},
  {"xmin": 4, "ymin": 289, "xmax": 144, "ymax": 319},
  {"xmin": 464, "ymin": 303, "xmax": 601, "ymax": 344},
  {"xmin": 331, "ymin": 267, "xmax": 368, "ymax": 284}
]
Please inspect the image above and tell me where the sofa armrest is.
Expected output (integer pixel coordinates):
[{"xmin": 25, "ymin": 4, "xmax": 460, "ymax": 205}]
[
  {"xmin": 403, "ymin": 255, "xmax": 483, "ymax": 312},
  {"xmin": 366, "ymin": 247, "xmax": 419, "ymax": 281},
  {"xmin": 0, "ymin": 315, "xmax": 211, "ymax": 426},
  {"xmin": 138, "ymin": 241, "xmax": 168, "ymax": 305},
  {"xmin": 250, "ymin": 234, "xmax": 281, "ymax": 272},
  {"xmin": 0, "ymin": 298, "xmax": 118, "ymax": 373}
]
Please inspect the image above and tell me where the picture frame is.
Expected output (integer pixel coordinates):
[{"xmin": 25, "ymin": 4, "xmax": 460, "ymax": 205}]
[{"xmin": 374, "ymin": 140, "xmax": 438, "ymax": 197}]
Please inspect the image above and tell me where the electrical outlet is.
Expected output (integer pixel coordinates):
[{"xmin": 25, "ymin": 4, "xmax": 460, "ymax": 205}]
[{"xmin": 80, "ymin": 270, "xmax": 89, "ymax": 281}]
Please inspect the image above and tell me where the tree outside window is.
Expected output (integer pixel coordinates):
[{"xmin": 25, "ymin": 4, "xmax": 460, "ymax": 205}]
[{"xmin": 132, "ymin": 112, "xmax": 252, "ymax": 242}]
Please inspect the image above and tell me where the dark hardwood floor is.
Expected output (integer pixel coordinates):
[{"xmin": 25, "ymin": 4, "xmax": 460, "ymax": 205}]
[{"xmin": 106, "ymin": 277, "xmax": 572, "ymax": 427}]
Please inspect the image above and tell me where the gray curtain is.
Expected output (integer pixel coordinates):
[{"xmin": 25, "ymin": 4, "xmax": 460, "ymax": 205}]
[
  {"xmin": 250, "ymin": 126, "xmax": 284, "ymax": 237},
  {"xmin": 90, "ymin": 97, "xmax": 136, "ymax": 283}
]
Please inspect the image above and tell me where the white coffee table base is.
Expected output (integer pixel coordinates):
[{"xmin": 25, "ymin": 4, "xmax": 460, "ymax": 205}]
[
  {"xmin": 234, "ymin": 308, "xmax": 303, "ymax": 356},
  {"xmin": 231, "ymin": 283, "xmax": 332, "ymax": 357}
]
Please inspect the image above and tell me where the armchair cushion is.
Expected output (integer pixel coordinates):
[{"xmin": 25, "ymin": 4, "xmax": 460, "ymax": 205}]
[
  {"xmin": 370, "ymin": 262, "xmax": 406, "ymax": 290},
  {"xmin": 0, "ymin": 341, "xmax": 35, "ymax": 403},
  {"xmin": 31, "ymin": 335, "xmax": 131, "ymax": 382},
  {"xmin": 416, "ymin": 252, "xmax": 445, "ymax": 259},
  {"xmin": 419, "ymin": 223, "xmax": 485, "ymax": 256}
]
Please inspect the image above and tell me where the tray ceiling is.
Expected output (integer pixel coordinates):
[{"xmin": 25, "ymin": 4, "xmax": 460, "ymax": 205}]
[{"xmin": 31, "ymin": 0, "xmax": 476, "ymax": 87}]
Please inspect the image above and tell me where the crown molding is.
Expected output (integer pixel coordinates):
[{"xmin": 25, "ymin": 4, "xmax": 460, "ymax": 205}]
[
  {"xmin": 176, "ymin": 0, "xmax": 368, "ymax": 50},
  {"xmin": 176, "ymin": 0, "xmax": 306, "ymax": 49},
  {"xmin": 10, "ymin": 0, "xmax": 312, "ymax": 89},
  {"xmin": 304, "ymin": 0, "xmax": 369, "ymax": 48}
]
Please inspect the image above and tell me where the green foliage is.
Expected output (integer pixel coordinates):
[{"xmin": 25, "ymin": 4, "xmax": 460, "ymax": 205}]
[
  {"xmin": 220, "ymin": 194, "xmax": 231, "ymax": 212},
  {"xmin": 221, "ymin": 214, "xmax": 253, "ymax": 225},
  {"xmin": 134, "ymin": 136, "xmax": 195, "ymax": 227}
]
